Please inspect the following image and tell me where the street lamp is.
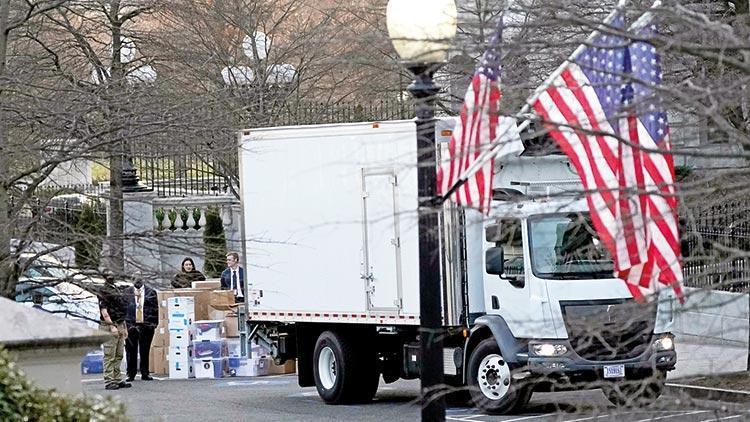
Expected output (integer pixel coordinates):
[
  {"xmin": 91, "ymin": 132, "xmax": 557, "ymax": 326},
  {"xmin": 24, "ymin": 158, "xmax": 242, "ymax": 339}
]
[
  {"xmin": 222, "ymin": 33, "xmax": 297, "ymax": 119},
  {"xmin": 91, "ymin": 49, "xmax": 156, "ymax": 193},
  {"xmin": 386, "ymin": 1, "xmax": 457, "ymax": 421}
]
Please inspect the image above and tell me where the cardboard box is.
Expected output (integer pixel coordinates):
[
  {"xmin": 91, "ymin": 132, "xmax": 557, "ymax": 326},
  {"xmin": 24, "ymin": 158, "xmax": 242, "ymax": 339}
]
[
  {"xmin": 268, "ymin": 359, "xmax": 296, "ymax": 375},
  {"xmin": 208, "ymin": 308, "xmax": 227, "ymax": 321},
  {"xmin": 149, "ymin": 346, "xmax": 168, "ymax": 375},
  {"xmin": 167, "ymin": 296, "xmax": 196, "ymax": 328},
  {"xmin": 168, "ymin": 359, "xmax": 194, "ymax": 379},
  {"xmin": 169, "ymin": 326, "xmax": 194, "ymax": 347},
  {"xmin": 167, "ymin": 344, "xmax": 193, "ymax": 380},
  {"xmin": 210, "ymin": 290, "xmax": 235, "ymax": 311},
  {"xmin": 158, "ymin": 289, "xmax": 212, "ymax": 322},
  {"xmin": 224, "ymin": 313, "xmax": 240, "ymax": 338},
  {"xmin": 192, "ymin": 280, "xmax": 221, "ymax": 290},
  {"xmin": 152, "ymin": 324, "xmax": 169, "ymax": 348}
]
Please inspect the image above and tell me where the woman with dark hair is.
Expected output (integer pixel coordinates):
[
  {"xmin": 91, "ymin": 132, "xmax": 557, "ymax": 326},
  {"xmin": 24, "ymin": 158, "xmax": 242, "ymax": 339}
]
[{"xmin": 172, "ymin": 257, "xmax": 206, "ymax": 288}]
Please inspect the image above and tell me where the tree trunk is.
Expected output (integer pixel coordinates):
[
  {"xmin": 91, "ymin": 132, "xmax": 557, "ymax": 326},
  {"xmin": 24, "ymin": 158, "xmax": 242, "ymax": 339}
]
[
  {"xmin": 0, "ymin": 0, "xmax": 13, "ymax": 298},
  {"xmin": 105, "ymin": 0, "xmax": 125, "ymax": 273}
]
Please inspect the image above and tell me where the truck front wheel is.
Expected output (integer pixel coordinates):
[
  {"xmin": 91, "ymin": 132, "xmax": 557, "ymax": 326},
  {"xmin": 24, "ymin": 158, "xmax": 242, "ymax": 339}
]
[
  {"xmin": 313, "ymin": 330, "xmax": 378, "ymax": 404},
  {"xmin": 467, "ymin": 338, "xmax": 531, "ymax": 414}
]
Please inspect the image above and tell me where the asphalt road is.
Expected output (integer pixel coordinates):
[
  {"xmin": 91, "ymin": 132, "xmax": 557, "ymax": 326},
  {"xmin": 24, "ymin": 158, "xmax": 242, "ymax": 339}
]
[{"xmin": 82, "ymin": 375, "xmax": 749, "ymax": 421}]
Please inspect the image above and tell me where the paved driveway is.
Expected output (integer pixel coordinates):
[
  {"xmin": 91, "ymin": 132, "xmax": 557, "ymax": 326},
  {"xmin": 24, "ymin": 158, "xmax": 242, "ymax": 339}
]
[{"xmin": 82, "ymin": 374, "xmax": 748, "ymax": 421}]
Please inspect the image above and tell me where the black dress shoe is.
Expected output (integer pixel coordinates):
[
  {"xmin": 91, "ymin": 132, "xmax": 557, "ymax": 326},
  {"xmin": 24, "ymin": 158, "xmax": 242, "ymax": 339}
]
[
  {"xmin": 118, "ymin": 381, "xmax": 132, "ymax": 388},
  {"xmin": 141, "ymin": 375, "xmax": 154, "ymax": 381},
  {"xmin": 105, "ymin": 384, "xmax": 120, "ymax": 390},
  {"xmin": 125, "ymin": 376, "xmax": 135, "ymax": 382}
]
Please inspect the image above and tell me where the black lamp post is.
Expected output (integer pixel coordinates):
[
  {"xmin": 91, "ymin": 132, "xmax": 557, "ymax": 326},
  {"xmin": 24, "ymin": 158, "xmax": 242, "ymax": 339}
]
[{"xmin": 386, "ymin": 1, "xmax": 457, "ymax": 421}]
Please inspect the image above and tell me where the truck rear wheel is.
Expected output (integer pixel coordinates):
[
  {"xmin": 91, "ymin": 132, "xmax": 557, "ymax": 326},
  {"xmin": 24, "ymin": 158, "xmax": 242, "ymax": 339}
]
[
  {"xmin": 467, "ymin": 338, "xmax": 531, "ymax": 414},
  {"xmin": 313, "ymin": 330, "xmax": 378, "ymax": 404}
]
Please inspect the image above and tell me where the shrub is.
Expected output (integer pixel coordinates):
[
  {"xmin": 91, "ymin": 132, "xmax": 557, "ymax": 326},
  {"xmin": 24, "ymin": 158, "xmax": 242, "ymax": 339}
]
[
  {"xmin": 74, "ymin": 203, "xmax": 106, "ymax": 269},
  {"xmin": 203, "ymin": 206, "xmax": 227, "ymax": 277},
  {"xmin": 0, "ymin": 346, "xmax": 127, "ymax": 421}
]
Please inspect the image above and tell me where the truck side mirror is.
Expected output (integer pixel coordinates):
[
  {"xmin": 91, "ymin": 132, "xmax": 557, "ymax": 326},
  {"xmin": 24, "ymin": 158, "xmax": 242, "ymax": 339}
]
[{"xmin": 485, "ymin": 247, "xmax": 504, "ymax": 275}]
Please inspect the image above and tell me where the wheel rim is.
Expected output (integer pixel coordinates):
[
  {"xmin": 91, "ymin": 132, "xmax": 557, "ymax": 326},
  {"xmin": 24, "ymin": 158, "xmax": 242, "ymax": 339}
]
[
  {"xmin": 477, "ymin": 353, "xmax": 511, "ymax": 400},
  {"xmin": 318, "ymin": 346, "xmax": 337, "ymax": 390}
]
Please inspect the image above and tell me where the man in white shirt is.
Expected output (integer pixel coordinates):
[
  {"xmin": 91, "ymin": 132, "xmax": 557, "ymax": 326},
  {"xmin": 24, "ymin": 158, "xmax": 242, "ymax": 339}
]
[{"xmin": 220, "ymin": 251, "xmax": 245, "ymax": 303}]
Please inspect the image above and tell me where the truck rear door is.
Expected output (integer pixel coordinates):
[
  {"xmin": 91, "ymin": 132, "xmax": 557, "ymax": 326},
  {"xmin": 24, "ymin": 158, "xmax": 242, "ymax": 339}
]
[{"xmin": 360, "ymin": 169, "xmax": 403, "ymax": 312}]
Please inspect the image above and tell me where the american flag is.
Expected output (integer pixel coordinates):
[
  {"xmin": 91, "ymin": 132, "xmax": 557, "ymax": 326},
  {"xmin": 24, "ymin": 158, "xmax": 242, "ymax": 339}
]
[
  {"xmin": 618, "ymin": 24, "xmax": 684, "ymax": 301},
  {"xmin": 531, "ymin": 12, "xmax": 684, "ymax": 301},
  {"xmin": 437, "ymin": 21, "xmax": 522, "ymax": 213}
]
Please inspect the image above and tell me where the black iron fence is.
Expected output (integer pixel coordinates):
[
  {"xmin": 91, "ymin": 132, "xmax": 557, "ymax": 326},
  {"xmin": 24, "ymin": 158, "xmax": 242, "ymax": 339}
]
[
  {"xmin": 681, "ymin": 199, "xmax": 750, "ymax": 292},
  {"xmin": 130, "ymin": 99, "xmax": 410, "ymax": 198}
]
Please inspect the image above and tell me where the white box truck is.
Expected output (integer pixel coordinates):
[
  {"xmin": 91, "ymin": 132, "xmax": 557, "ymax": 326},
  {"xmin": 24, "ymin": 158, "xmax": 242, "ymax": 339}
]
[{"xmin": 238, "ymin": 119, "xmax": 677, "ymax": 414}]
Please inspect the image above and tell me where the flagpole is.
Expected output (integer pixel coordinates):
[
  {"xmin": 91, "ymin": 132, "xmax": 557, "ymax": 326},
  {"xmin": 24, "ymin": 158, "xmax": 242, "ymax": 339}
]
[{"xmin": 440, "ymin": 0, "xmax": 632, "ymax": 203}]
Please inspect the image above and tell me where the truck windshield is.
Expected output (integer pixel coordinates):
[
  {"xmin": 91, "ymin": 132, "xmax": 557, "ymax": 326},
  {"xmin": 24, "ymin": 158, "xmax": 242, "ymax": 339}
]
[{"xmin": 528, "ymin": 213, "xmax": 615, "ymax": 279}]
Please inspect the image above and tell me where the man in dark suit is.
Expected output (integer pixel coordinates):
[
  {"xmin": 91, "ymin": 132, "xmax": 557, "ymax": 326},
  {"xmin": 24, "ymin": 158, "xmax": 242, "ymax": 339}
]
[
  {"xmin": 124, "ymin": 274, "xmax": 159, "ymax": 381},
  {"xmin": 220, "ymin": 251, "xmax": 245, "ymax": 303}
]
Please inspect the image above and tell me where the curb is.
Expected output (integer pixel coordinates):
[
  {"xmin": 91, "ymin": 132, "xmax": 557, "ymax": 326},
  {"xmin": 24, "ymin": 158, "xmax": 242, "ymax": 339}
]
[{"xmin": 665, "ymin": 382, "xmax": 750, "ymax": 404}]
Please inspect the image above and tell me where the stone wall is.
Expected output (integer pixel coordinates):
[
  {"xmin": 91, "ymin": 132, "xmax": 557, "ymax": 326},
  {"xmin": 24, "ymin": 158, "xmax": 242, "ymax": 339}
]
[{"xmin": 672, "ymin": 287, "xmax": 749, "ymax": 346}]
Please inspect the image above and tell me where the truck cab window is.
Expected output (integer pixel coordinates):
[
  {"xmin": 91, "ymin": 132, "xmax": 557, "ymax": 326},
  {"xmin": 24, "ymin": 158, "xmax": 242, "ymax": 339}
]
[
  {"xmin": 529, "ymin": 213, "xmax": 614, "ymax": 279},
  {"xmin": 487, "ymin": 219, "xmax": 524, "ymax": 276}
]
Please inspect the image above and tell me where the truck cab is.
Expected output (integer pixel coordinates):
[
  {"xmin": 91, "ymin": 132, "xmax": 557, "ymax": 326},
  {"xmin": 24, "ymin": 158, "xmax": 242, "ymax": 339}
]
[{"xmin": 461, "ymin": 156, "xmax": 677, "ymax": 413}]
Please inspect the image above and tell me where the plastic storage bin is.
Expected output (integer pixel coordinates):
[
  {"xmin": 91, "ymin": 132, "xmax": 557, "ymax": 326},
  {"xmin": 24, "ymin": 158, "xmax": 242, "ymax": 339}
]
[
  {"xmin": 193, "ymin": 320, "xmax": 224, "ymax": 341},
  {"xmin": 226, "ymin": 338, "xmax": 242, "ymax": 357},
  {"xmin": 194, "ymin": 357, "xmax": 226, "ymax": 379},
  {"xmin": 81, "ymin": 349, "xmax": 104, "ymax": 374},
  {"xmin": 193, "ymin": 339, "xmax": 226, "ymax": 359}
]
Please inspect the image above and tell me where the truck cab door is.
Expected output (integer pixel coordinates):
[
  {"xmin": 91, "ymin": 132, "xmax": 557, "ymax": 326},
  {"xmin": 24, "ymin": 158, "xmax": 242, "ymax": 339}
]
[
  {"xmin": 360, "ymin": 169, "xmax": 403, "ymax": 312},
  {"xmin": 483, "ymin": 218, "xmax": 554, "ymax": 338}
]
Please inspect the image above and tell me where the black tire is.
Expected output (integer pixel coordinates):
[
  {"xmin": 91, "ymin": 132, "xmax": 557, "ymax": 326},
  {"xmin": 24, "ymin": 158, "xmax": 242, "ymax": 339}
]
[
  {"xmin": 444, "ymin": 386, "xmax": 473, "ymax": 408},
  {"xmin": 467, "ymin": 338, "xmax": 530, "ymax": 414},
  {"xmin": 312, "ymin": 330, "xmax": 378, "ymax": 404},
  {"xmin": 508, "ymin": 384, "xmax": 533, "ymax": 413},
  {"xmin": 603, "ymin": 371, "xmax": 665, "ymax": 407}
]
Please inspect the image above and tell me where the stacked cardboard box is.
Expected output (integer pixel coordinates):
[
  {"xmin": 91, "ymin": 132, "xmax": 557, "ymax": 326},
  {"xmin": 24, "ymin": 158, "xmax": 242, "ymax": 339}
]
[
  {"xmin": 148, "ymin": 285, "xmax": 235, "ymax": 379},
  {"xmin": 150, "ymin": 284, "xmax": 296, "ymax": 378},
  {"xmin": 167, "ymin": 296, "xmax": 195, "ymax": 379}
]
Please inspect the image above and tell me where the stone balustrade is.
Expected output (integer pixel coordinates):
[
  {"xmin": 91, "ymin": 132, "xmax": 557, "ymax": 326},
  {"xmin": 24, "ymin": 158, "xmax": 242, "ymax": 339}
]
[
  {"xmin": 152, "ymin": 196, "xmax": 238, "ymax": 232},
  {"xmin": 121, "ymin": 193, "xmax": 242, "ymax": 284}
]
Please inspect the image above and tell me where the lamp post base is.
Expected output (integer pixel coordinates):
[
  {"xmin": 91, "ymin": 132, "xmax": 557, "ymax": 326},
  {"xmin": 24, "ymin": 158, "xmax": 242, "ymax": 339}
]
[{"xmin": 122, "ymin": 156, "xmax": 152, "ymax": 193}]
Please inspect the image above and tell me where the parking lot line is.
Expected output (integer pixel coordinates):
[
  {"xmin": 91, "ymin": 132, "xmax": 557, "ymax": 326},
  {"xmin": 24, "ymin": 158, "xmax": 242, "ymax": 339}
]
[
  {"xmin": 698, "ymin": 415, "xmax": 745, "ymax": 422},
  {"xmin": 631, "ymin": 410, "xmax": 710, "ymax": 422}
]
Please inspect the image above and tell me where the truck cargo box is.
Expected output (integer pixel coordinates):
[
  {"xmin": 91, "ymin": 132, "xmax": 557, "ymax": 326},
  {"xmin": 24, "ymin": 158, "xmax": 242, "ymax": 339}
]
[{"xmin": 240, "ymin": 120, "xmax": 433, "ymax": 325}]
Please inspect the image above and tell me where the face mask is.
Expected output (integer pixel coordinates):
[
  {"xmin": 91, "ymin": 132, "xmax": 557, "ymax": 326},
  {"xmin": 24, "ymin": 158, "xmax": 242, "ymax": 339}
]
[{"xmin": 134, "ymin": 280, "xmax": 144, "ymax": 289}]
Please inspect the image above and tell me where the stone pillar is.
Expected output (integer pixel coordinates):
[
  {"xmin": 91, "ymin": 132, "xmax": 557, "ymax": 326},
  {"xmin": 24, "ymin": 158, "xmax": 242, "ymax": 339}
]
[{"xmin": 122, "ymin": 190, "xmax": 160, "ymax": 277}]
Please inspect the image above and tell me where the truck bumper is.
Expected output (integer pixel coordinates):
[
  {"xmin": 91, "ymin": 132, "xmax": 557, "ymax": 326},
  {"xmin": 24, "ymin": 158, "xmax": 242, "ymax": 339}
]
[{"xmin": 521, "ymin": 338, "xmax": 676, "ymax": 383}]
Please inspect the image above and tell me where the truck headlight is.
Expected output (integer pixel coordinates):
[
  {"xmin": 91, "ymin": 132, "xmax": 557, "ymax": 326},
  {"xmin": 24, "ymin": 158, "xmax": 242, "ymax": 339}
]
[
  {"xmin": 531, "ymin": 343, "xmax": 568, "ymax": 357},
  {"xmin": 653, "ymin": 335, "xmax": 674, "ymax": 351}
]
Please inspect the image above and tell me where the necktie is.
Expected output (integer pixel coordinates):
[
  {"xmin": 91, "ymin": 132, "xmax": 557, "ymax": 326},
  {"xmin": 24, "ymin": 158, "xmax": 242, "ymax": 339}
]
[
  {"xmin": 233, "ymin": 270, "xmax": 243, "ymax": 298},
  {"xmin": 135, "ymin": 289, "xmax": 143, "ymax": 323}
]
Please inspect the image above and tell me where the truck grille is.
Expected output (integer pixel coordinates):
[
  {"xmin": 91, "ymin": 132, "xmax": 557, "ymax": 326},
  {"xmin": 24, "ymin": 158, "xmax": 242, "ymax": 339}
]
[{"xmin": 561, "ymin": 300, "xmax": 656, "ymax": 361}]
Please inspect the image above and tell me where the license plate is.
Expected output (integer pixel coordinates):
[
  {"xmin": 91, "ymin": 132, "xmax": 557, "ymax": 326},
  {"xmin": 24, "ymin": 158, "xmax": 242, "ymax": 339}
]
[{"xmin": 603, "ymin": 364, "xmax": 625, "ymax": 378}]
